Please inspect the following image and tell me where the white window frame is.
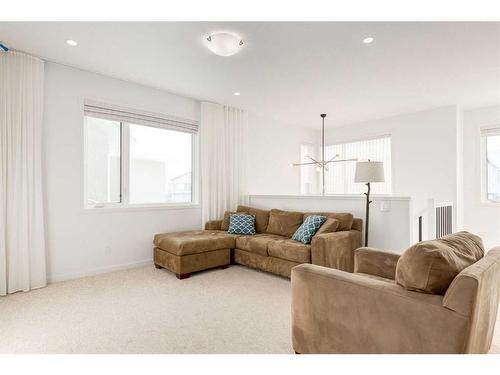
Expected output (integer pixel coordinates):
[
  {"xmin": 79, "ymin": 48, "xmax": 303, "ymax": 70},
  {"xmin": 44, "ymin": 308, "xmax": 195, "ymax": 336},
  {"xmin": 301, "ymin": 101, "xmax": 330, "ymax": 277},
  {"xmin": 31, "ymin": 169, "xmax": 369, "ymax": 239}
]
[
  {"xmin": 83, "ymin": 111, "xmax": 199, "ymax": 211},
  {"xmin": 480, "ymin": 126, "xmax": 500, "ymax": 205}
]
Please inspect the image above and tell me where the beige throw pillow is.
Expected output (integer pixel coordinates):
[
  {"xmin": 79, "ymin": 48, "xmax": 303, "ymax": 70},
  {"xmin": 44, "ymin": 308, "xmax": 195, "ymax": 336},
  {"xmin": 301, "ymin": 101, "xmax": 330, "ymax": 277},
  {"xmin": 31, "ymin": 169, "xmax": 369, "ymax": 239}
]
[
  {"xmin": 315, "ymin": 218, "xmax": 340, "ymax": 235},
  {"xmin": 395, "ymin": 231, "xmax": 484, "ymax": 295},
  {"xmin": 303, "ymin": 212, "xmax": 354, "ymax": 231}
]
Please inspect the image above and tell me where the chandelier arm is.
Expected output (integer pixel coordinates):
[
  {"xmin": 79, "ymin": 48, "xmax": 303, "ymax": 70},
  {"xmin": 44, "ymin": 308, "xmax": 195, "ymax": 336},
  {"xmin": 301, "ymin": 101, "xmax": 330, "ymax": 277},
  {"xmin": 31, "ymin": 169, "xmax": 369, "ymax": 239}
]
[
  {"xmin": 324, "ymin": 157, "xmax": 358, "ymax": 165},
  {"xmin": 291, "ymin": 161, "xmax": 320, "ymax": 167},
  {"xmin": 326, "ymin": 154, "xmax": 340, "ymax": 163},
  {"xmin": 306, "ymin": 156, "xmax": 321, "ymax": 164}
]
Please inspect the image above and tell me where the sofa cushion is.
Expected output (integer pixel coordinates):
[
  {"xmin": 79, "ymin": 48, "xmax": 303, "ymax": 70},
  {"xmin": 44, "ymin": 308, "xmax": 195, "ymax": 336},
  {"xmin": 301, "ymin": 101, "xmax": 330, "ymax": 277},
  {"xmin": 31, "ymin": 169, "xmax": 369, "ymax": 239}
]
[
  {"xmin": 315, "ymin": 218, "xmax": 340, "ymax": 236},
  {"xmin": 221, "ymin": 210, "xmax": 247, "ymax": 231},
  {"xmin": 396, "ymin": 231, "xmax": 484, "ymax": 295},
  {"xmin": 268, "ymin": 239, "xmax": 311, "ymax": 263},
  {"xmin": 154, "ymin": 230, "xmax": 237, "ymax": 256},
  {"xmin": 228, "ymin": 213, "xmax": 256, "ymax": 235},
  {"xmin": 266, "ymin": 209, "xmax": 304, "ymax": 237},
  {"xmin": 235, "ymin": 233, "xmax": 287, "ymax": 256},
  {"xmin": 304, "ymin": 212, "xmax": 353, "ymax": 231},
  {"xmin": 351, "ymin": 218, "xmax": 363, "ymax": 232},
  {"xmin": 237, "ymin": 205, "xmax": 270, "ymax": 233},
  {"xmin": 292, "ymin": 215, "xmax": 327, "ymax": 244}
]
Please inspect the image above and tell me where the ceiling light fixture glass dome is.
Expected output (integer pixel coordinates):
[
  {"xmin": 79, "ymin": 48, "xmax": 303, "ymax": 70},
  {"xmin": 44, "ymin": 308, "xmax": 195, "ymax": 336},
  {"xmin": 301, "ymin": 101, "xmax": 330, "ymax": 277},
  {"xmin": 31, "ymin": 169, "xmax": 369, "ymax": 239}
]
[{"xmin": 205, "ymin": 32, "xmax": 244, "ymax": 57}]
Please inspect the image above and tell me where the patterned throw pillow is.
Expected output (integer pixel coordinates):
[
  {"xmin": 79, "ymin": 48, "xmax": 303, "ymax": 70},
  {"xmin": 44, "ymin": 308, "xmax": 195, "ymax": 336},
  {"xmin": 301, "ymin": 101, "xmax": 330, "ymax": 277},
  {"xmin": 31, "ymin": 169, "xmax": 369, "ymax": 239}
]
[
  {"xmin": 228, "ymin": 214, "xmax": 256, "ymax": 235},
  {"xmin": 292, "ymin": 215, "xmax": 327, "ymax": 244}
]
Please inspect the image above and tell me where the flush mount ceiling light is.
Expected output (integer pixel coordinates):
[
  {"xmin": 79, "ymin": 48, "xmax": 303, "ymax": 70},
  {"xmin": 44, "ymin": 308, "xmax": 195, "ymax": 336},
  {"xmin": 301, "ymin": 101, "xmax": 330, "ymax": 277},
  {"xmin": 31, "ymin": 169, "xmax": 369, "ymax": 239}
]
[
  {"xmin": 363, "ymin": 37, "xmax": 374, "ymax": 44},
  {"xmin": 205, "ymin": 32, "xmax": 244, "ymax": 57},
  {"xmin": 66, "ymin": 39, "xmax": 78, "ymax": 46},
  {"xmin": 233, "ymin": 92, "xmax": 241, "ymax": 96}
]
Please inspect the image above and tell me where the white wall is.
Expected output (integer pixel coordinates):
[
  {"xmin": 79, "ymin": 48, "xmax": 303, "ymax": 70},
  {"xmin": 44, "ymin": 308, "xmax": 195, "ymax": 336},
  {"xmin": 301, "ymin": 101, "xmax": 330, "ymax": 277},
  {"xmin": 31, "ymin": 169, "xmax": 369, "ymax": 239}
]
[
  {"xmin": 250, "ymin": 195, "xmax": 411, "ymax": 251},
  {"xmin": 247, "ymin": 114, "xmax": 317, "ymax": 195},
  {"xmin": 43, "ymin": 63, "xmax": 202, "ymax": 282},
  {"xmin": 43, "ymin": 62, "xmax": 495, "ymax": 280},
  {"xmin": 463, "ymin": 105, "xmax": 500, "ymax": 250},
  {"xmin": 324, "ymin": 106, "xmax": 460, "ymax": 243}
]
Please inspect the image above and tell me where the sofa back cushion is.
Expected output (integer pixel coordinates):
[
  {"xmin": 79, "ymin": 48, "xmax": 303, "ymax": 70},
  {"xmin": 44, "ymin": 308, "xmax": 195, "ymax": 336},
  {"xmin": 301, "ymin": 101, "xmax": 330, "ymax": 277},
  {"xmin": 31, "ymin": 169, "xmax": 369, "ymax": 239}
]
[
  {"xmin": 266, "ymin": 209, "xmax": 304, "ymax": 237},
  {"xmin": 237, "ymin": 205, "xmax": 270, "ymax": 233},
  {"xmin": 315, "ymin": 218, "xmax": 340, "ymax": 236},
  {"xmin": 303, "ymin": 212, "xmax": 354, "ymax": 231},
  {"xmin": 396, "ymin": 231, "xmax": 485, "ymax": 295}
]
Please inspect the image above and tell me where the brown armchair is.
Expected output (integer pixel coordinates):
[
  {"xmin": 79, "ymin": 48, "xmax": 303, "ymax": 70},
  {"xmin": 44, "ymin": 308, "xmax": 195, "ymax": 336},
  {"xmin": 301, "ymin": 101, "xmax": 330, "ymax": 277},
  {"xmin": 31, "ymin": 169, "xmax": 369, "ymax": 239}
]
[{"xmin": 291, "ymin": 246, "xmax": 500, "ymax": 353}]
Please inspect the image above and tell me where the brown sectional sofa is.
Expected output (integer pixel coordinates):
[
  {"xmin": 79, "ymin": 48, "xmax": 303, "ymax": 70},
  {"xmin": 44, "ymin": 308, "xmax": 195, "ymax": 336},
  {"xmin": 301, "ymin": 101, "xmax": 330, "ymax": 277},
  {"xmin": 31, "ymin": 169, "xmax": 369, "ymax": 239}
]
[{"xmin": 153, "ymin": 205, "xmax": 362, "ymax": 279}]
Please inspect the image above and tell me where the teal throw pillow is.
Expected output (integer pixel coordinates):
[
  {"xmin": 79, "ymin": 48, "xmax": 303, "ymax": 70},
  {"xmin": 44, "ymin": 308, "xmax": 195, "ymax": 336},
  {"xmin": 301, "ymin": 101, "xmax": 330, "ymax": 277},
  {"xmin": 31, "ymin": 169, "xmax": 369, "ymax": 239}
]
[
  {"xmin": 228, "ymin": 213, "xmax": 256, "ymax": 235},
  {"xmin": 292, "ymin": 215, "xmax": 327, "ymax": 244}
]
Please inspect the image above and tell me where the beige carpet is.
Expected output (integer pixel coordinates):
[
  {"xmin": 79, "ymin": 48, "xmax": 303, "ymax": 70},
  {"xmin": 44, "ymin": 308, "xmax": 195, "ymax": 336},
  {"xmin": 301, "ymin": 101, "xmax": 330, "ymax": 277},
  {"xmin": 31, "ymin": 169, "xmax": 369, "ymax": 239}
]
[
  {"xmin": 0, "ymin": 265, "xmax": 292, "ymax": 353},
  {"xmin": 0, "ymin": 264, "xmax": 499, "ymax": 354}
]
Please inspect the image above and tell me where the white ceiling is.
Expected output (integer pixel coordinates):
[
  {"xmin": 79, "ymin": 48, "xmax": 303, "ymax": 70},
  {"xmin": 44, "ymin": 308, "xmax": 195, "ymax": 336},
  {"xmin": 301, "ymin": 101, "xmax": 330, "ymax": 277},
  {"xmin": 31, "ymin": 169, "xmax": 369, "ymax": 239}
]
[{"xmin": 1, "ymin": 22, "xmax": 499, "ymax": 128}]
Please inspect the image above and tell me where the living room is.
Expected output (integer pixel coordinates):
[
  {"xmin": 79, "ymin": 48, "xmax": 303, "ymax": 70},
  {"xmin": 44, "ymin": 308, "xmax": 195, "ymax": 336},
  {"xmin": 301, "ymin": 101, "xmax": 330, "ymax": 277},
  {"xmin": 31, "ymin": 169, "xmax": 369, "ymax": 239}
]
[{"xmin": 1, "ymin": 1, "xmax": 500, "ymax": 373}]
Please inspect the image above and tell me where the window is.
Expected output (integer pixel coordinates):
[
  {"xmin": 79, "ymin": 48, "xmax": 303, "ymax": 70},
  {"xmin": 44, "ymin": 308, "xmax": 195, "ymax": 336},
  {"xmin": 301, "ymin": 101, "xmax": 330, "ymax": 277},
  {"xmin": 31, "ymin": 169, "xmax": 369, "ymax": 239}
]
[
  {"xmin": 481, "ymin": 128, "xmax": 500, "ymax": 203},
  {"xmin": 84, "ymin": 117, "xmax": 121, "ymax": 205},
  {"xmin": 300, "ymin": 143, "xmax": 318, "ymax": 194},
  {"xmin": 129, "ymin": 124, "xmax": 192, "ymax": 204},
  {"xmin": 84, "ymin": 102, "xmax": 197, "ymax": 208},
  {"xmin": 324, "ymin": 136, "xmax": 392, "ymax": 194}
]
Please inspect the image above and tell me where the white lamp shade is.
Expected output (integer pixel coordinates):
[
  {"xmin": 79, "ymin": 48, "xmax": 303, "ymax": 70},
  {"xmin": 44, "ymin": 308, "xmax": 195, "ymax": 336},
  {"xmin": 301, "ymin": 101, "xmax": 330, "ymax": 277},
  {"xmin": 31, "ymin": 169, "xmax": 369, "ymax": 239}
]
[
  {"xmin": 205, "ymin": 32, "xmax": 244, "ymax": 57},
  {"xmin": 354, "ymin": 161, "xmax": 385, "ymax": 183}
]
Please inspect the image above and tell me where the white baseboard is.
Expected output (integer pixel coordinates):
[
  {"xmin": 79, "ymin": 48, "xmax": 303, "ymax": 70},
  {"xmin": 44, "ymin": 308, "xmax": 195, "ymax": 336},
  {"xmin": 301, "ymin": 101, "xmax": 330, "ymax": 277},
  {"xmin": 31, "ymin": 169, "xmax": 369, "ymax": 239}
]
[{"xmin": 48, "ymin": 259, "xmax": 153, "ymax": 283}]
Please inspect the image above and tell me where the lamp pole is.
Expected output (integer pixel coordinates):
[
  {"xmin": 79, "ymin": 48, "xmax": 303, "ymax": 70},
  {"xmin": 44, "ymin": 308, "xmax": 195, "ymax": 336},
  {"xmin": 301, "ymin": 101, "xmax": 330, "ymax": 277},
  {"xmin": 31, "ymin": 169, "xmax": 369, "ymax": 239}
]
[
  {"xmin": 364, "ymin": 181, "xmax": 371, "ymax": 247},
  {"xmin": 321, "ymin": 114, "xmax": 326, "ymax": 195}
]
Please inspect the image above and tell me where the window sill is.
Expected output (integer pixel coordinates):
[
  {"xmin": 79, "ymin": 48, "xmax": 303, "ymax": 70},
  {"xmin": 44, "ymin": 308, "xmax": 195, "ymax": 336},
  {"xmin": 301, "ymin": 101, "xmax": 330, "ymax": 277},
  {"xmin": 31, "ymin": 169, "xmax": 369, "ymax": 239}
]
[
  {"xmin": 480, "ymin": 200, "xmax": 500, "ymax": 207},
  {"xmin": 81, "ymin": 203, "xmax": 201, "ymax": 214}
]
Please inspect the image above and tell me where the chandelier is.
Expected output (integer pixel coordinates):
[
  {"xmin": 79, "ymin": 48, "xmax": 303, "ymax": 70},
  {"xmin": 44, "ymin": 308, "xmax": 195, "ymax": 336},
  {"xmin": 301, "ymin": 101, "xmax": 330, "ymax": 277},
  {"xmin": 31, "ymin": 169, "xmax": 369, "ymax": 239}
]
[{"xmin": 290, "ymin": 113, "xmax": 357, "ymax": 195}]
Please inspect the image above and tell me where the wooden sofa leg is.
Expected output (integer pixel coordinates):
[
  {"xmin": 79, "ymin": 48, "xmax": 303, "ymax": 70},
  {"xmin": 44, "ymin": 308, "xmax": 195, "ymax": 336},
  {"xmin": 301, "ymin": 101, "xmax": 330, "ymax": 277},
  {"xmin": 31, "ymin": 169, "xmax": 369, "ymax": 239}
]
[
  {"xmin": 176, "ymin": 273, "xmax": 191, "ymax": 280},
  {"xmin": 154, "ymin": 264, "xmax": 163, "ymax": 269}
]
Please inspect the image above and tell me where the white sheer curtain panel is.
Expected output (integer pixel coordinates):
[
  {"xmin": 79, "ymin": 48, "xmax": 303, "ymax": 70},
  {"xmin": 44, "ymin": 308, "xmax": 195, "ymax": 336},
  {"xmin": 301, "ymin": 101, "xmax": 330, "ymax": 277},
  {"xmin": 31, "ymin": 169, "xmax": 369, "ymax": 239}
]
[
  {"xmin": 201, "ymin": 102, "xmax": 248, "ymax": 225},
  {"xmin": 0, "ymin": 51, "xmax": 46, "ymax": 295}
]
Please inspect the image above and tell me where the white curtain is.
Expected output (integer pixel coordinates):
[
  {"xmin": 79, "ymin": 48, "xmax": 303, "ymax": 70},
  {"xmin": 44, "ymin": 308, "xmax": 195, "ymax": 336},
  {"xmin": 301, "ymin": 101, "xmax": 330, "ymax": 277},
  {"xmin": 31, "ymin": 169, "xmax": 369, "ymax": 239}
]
[
  {"xmin": 0, "ymin": 51, "xmax": 46, "ymax": 295},
  {"xmin": 201, "ymin": 102, "xmax": 248, "ymax": 225}
]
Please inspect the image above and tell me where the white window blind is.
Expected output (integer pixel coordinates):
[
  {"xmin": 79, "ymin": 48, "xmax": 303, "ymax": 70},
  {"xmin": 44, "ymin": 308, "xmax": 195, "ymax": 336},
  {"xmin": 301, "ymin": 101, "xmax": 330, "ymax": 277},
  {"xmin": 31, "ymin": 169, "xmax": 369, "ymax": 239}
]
[
  {"xmin": 300, "ymin": 143, "xmax": 318, "ymax": 194},
  {"xmin": 324, "ymin": 136, "xmax": 392, "ymax": 194},
  {"xmin": 481, "ymin": 127, "xmax": 500, "ymax": 202},
  {"xmin": 84, "ymin": 100, "xmax": 198, "ymax": 133}
]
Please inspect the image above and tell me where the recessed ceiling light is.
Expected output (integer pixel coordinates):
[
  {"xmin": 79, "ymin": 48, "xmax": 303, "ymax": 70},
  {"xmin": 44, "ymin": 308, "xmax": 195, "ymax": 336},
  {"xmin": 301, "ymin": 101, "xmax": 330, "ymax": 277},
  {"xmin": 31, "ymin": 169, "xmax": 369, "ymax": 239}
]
[
  {"xmin": 66, "ymin": 39, "xmax": 78, "ymax": 47},
  {"xmin": 205, "ymin": 32, "xmax": 244, "ymax": 57},
  {"xmin": 363, "ymin": 37, "xmax": 374, "ymax": 44},
  {"xmin": 233, "ymin": 92, "xmax": 241, "ymax": 96}
]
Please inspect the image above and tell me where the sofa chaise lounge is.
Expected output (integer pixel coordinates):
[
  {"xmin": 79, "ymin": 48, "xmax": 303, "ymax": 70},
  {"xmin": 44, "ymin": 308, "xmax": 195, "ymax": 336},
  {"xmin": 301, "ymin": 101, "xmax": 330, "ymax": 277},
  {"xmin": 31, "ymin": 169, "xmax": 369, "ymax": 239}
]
[{"xmin": 153, "ymin": 205, "xmax": 362, "ymax": 279}]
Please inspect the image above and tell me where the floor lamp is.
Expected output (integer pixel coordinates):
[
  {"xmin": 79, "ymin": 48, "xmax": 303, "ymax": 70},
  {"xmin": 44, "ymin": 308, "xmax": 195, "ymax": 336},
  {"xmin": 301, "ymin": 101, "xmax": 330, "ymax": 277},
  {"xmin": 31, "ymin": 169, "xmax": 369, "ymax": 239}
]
[{"xmin": 354, "ymin": 161, "xmax": 385, "ymax": 247}]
